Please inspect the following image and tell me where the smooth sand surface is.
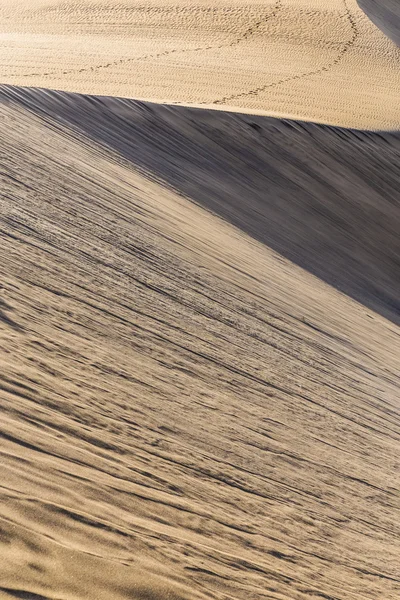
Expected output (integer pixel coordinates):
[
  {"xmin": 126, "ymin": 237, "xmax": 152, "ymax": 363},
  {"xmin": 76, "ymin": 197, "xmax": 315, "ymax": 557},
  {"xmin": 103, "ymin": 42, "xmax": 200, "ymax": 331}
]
[
  {"xmin": 0, "ymin": 86, "xmax": 399, "ymax": 599},
  {"xmin": 0, "ymin": 0, "xmax": 400, "ymax": 129}
]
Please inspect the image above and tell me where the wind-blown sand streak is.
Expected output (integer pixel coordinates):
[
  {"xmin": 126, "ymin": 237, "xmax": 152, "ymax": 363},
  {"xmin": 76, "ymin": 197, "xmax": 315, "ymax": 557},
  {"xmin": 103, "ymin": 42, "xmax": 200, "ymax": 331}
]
[{"xmin": 0, "ymin": 86, "xmax": 399, "ymax": 600}]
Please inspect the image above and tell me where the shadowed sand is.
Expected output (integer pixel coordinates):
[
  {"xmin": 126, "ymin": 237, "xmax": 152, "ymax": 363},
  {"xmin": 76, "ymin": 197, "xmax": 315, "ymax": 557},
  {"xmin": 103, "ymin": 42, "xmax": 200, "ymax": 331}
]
[
  {"xmin": 357, "ymin": 0, "xmax": 400, "ymax": 46},
  {"xmin": 0, "ymin": 1, "xmax": 400, "ymax": 129},
  {"xmin": 0, "ymin": 86, "xmax": 399, "ymax": 599}
]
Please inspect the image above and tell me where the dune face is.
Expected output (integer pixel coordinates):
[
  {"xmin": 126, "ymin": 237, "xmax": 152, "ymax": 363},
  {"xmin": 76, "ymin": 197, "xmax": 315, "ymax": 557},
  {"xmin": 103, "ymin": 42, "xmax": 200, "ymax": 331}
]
[
  {"xmin": 0, "ymin": 86, "xmax": 399, "ymax": 600},
  {"xmin": 357, "ymin": 0, "xmax": 400, "ymax": 45},
  {"xmin": 12, "ymin": 87, "xmax": 399, "ymax": 325},
  {"xmin": 0, "ymin": 1, "xmax": 400, "ymax": 129}
]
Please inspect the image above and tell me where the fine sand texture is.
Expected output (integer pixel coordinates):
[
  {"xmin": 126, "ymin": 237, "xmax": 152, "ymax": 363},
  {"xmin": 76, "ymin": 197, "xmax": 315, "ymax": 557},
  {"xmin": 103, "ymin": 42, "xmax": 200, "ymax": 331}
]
[
  {"xmin": 0, "ymin": 1, "xmax": 400, "ymax": 129},
  {"xmin": 357, "ymin": 0, "xmax": 400, "ymax": 46},
  {"xmin": 0, "ymin": 86, "xmax": 399, "ymax": 599}
]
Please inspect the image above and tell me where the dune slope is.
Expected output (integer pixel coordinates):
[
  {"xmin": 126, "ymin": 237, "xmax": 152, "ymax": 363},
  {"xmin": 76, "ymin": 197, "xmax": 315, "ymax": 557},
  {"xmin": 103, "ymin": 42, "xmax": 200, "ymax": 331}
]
[
  {"xmin": 7, "ymin": 86, "xmax": 400, "ymax": 326},
  {"xmin": 0, "ymin": 87, "xmax": 399, "ymax": 600},
  {"xmin": 0, "ymin": 0, "xmax": 400, "ymax": 129}
]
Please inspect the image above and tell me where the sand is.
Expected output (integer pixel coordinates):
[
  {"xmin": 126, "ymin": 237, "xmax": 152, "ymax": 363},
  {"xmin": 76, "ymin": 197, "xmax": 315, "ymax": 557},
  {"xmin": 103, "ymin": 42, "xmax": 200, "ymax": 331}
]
[
  {"xmin": 0, "ymin": 0, "xmax": 399, "ymax": 129},
  {"xmin": 0, "ymin": 85, "xmax": 399, "ymax": 600},
  {"xmin": 357, "ymin": 0, "xmax": 400, "ymax": 46}
]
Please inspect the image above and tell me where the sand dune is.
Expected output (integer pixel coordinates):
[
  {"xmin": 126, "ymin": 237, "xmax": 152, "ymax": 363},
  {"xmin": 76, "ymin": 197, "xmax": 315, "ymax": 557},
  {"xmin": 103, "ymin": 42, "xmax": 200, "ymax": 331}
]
[
  {"xmin": 0, "ymin": 0, "xmax": 399, "ymax": 129},
  {"xmin": 0, "ymin": 86, "xmax": 399, "ymax": 599}
]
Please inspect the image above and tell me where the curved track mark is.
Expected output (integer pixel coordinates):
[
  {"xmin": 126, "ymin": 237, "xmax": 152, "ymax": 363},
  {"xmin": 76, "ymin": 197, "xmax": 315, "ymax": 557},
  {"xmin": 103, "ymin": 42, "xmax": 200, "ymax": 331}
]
[
  {"xmin": 212, "ymin": 0, "xmax": 359, "ymax": 106},
  {"xmin": 227, "ymin": 0, "xmax": 282, "ymax": 48},
  {"xmin": 19, "ymin": 1, "xmax": 282, "ymax": 80}
]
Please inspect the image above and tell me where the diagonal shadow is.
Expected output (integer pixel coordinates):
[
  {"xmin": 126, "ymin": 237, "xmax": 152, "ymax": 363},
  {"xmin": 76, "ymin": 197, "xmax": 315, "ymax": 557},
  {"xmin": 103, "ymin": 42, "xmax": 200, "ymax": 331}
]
[
  {"xmin": 357, "ymin": 0, "xmax": 400, "ymax": 46},
  {"xmin": 6, "ymin": 88, "xmax": 400, "ymax": 326}
]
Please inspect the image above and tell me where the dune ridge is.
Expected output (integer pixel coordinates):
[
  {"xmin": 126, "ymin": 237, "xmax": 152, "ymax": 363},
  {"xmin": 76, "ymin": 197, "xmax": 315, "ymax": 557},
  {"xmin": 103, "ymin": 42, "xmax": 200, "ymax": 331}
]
[
  {"xmin": 0, "ymin": 86, "xmax": 399, "ymax": 600},
  {"xmin": 5, "ymin": 85, "xmax": 399, "ymax": 324},
  {"xmin": 0, "ymin": 0, "xmax": 400, "ymax": 129}
]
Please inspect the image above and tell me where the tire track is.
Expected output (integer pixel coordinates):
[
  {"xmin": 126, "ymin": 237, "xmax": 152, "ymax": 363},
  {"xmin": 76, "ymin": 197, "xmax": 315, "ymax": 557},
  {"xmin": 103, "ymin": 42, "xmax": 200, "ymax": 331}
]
[
  {"xmin": 19, "ymin": 1, "xmax": 282, "ymax": 80},
  {"xmin": 212, "ymin": 0, "xmax": 359, "ymax": 106}
]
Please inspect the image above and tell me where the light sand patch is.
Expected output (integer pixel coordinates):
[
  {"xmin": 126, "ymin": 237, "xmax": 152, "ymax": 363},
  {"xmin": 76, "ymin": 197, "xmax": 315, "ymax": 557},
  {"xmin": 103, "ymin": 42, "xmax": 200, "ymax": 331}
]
[{"xmin": 0, "ymin": 0, "xmax": 399, "ymax": 128}]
